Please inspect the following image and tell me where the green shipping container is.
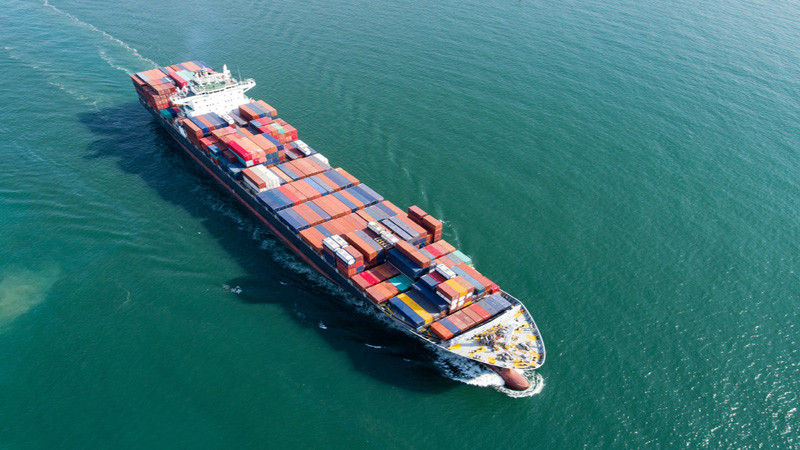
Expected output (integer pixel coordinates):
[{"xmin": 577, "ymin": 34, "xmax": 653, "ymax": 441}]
[{"xmin": 387, "ymin": 274, "xmax": 413, "ymax": 291}]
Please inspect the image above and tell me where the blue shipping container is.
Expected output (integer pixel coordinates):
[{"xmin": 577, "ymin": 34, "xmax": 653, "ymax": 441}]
[{"xmin": 388, "ymin": 297, "xmax": 426, "ymax": 328}]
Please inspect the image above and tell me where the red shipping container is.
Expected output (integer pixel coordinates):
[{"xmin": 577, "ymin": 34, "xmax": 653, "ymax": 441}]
[
  {"xmin": 282, "ymin": 160, "xmax": 305, "ymax": 178},
  {"xmin": 196, "ymin": 115, "xmax": 215, "ymax": 131},
  {"xmin": 375, "ymin": 263, "xmax": 400, "ymax": 279},
  {"xmin": 424, "ymin": 244, "xmax": 443, "ymax": 259},
  {"xmin": 328, "ymin": 196, "xmax": 352, "ymax": 218},
  {"xmin": 351, "ymin": 274, "xmax": 371, "ymax": 291},
  {"xmin": 448, "ymin": 310, "xmax": 475, "ymax": 331},
  {"xmin": 227, "ymin": 140, "xmax": 255, "ymax": 161},
  {"xmin": 250, "ymin": 134, "xmax": 278, "ymax": 153},
  {"xmin": 365, "ymin": 283, "xmax": 397, "ymax": 304},
  {"xmin": 429, "ymin": 271, "xmax": 447, "ymax": 284},
  {"xmin": 343, "ymin": 245, "xmax": 364, "ymax": 264},
  {"xmin": 361, "ymin": 271, "xmax": 381, "ymax": 285},
  {"xmin": 447, "ymin": 313, "xmax": 468, "ymax": 331},
  {"xmin": 211, "ymin": 126, "xmax": 237, "ymax": 140},
  {"xmin": 344, "ymin": 232, "xmax": 378, "ymax": 263},
  {"xmin": 462, "ymin": 307, "xmax": 483, "ymax": 325},
  {"xmin": 469, "ymin": 304, "xmax": 492, "ymax": 321},
  {"xmin": 395, "ymin": 214, "xmax": 429, "ymax": 239},
  {"xmin": 294, "ymin": 159, "xmax": 316, "ymax": 177},
  {"xmin": 343, "ymin": 212, "xmax": 368, "ymax": 230},
  {"xmin": 437, "ymin": 240, "xmax": 456, "ymax": 254},
  {"xmin": 183, "ymin": 120, "xmax": 204, "ymax": 139},
  {"xmin": 277, "ymin": 186, "xmax": 301, "ymax": 205},
  {"xmin": 239, "ymin": 104, "xmax": 260, "ymax": 121},
  {"xmin": 311, "ymin": 198, "xmax": 337, "ymax": 219},
  {"xmin": 436, "ymin": 282, "xmax": 459, "ymax": 302}
]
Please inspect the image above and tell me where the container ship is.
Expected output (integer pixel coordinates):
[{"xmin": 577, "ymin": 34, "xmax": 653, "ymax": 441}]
[{"xmin": 131, "ymin": 62, "xmax": 545, "ymax": 390}]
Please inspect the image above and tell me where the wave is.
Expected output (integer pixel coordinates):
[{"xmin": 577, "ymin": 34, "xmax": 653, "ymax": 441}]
[{"xmin": 42, "ymin": 0, "xmax": 157, "ymax": 69}]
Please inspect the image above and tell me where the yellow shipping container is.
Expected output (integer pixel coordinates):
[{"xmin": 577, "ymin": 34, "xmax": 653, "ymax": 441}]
[
  {"xmin": 445, "ymin": 279, "xmax": 469, "ymax": 299},
  {"xmin": 397, "ymin": 293, "xmax": 434, "ymax": 325}
]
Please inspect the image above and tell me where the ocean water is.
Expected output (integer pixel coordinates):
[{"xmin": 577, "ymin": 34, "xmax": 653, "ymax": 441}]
[{"xmin": 1, "ymin": 0, "xmax": 799, "ymax": 447}]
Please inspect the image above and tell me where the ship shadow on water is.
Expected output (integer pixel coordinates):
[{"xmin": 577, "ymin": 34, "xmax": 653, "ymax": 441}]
[{"xmin": 79, "ymin": 103, "xmax": 455, "ymax": 394}]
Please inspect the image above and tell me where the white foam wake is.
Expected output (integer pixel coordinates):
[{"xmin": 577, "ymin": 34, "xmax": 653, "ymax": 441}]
[
  {"xmin": 42, "ymin": 0, "xmax": 157, "ymax": 69},
  {"xmin": 429, "ymin": 342, "xmax": 545, "ymax": 397}
]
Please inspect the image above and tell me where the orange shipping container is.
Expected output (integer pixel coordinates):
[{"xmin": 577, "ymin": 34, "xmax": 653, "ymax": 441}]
[
  {"xmin": 344, "ymin": 232, "xmax": 378, "ymax": 263},
  {"xmin": 382, "ymin": 201, "xmax": 405, "ymax": 216},
  {"xmin": 408, "ymin": 205, "xmax": 428, "ymax": 223},
  {"xmin": 292, "ymin": 203, "xmax": 324, "ymax": 226},
  {"xmin": 269, "ymin": 166, "xmax": 292, "ymax": 183},
  {"xmin": 430, "ymin": 322, "xmax": 454, "ymax": 340},
  {"xmin": 339, "ymin": 190, "xmax": 365, "ymax": 210},
  {"xmin": 299, "ymin": 227, "xmax": 325, "ymax": 253},
  {"xmin": 335, "ymin": 168, "xmax": 360, "ymax": 186},
  {"xmin": 256, "ymin": 100, "xmax": 277, "ymax": 117},
  {"xmin": 242, "ymin": 168, "xmax": 266, "ymax": 190},
  {"xmin": 292, "ymin": 180, "xmax": 321, "ymax": 200}
]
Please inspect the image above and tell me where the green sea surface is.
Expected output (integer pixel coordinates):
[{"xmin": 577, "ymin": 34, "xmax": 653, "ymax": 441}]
[{"xmin": 1, "ymin": 0, "xmax": 798, "ymax": 447}]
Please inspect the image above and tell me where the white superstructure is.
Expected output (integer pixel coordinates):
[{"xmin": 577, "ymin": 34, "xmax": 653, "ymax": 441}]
[{"xmin": 171, "ymin": 64, "xmax": 255, "ymax": 121}]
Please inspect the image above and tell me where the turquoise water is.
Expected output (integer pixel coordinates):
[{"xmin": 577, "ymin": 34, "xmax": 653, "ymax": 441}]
[{"xmin": 2, "ymin": 0, "xmax": 799, "ymax": 446}]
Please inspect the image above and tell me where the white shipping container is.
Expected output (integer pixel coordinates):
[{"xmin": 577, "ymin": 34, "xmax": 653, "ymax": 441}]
[
  {"xmin": 251, "ymin": 165, "xmax": 281, "ymax": 190},
  {"xmin": 332, "ymin": 235, "xmax": 348, "ymax": 248},
  {"xmin": 435, "ymin": 264, "xmax": 457, "ymax": 280},
  {"xmin": 335, "ymin": 248, "xmax": 355, "ymax": 265},
  {"xmin": 294, "ymin": 139, "xmax": 312, "ymax": 155},
  {"xmin": 310, "ymin": 153, "xmax": 330, "ymax": 168},
  {"xmin": 367, "ymin": 221, "xmax": 385, "ymax": 235}
]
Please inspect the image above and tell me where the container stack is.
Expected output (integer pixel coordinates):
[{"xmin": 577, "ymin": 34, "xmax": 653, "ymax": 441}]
[
  {"xmin": 343, "ymin": 230, "xmax": 385, "ymax": 267},
  {"xmin": 405, "ymin": 205, "xmax": 443, "ymax": 243},
  {"xmin": 322, "ymin": 236, "xmax": 364, "ymax": 278},
  {"xmin": 429, "ymin": 294, "xmax": 513, "ymax": 340},
  {"xmin": 242, "ymin": 165, "xmax": 283, "ymax": 193},
  {"xmin": 131, "ymin": 61, "xmax": 210, "ymax": 112},
  {"xmin": 254, "ymin": 119, "xmax": 298, "ymax": 144},
  {"xmin": 349, "ymin": 264, "xmax": 401, "ymax": 290},
  {"xmin": 387, "ymin": 293, "xmax": 435, "ymax": 328},
  {"xmin": 239, "ymin": 101, "xmax": 278, "ymax": 121}
]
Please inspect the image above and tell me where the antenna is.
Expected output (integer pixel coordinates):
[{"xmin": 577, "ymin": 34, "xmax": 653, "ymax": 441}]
[{"xmin": 238, "ymin": 66, "xmax": 242, "ymax": 82}]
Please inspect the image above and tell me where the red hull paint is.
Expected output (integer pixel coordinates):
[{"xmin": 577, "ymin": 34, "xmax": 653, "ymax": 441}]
[{"xmin": 485, "ymin": 364, "xmax": 530, "ymax": 391}]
